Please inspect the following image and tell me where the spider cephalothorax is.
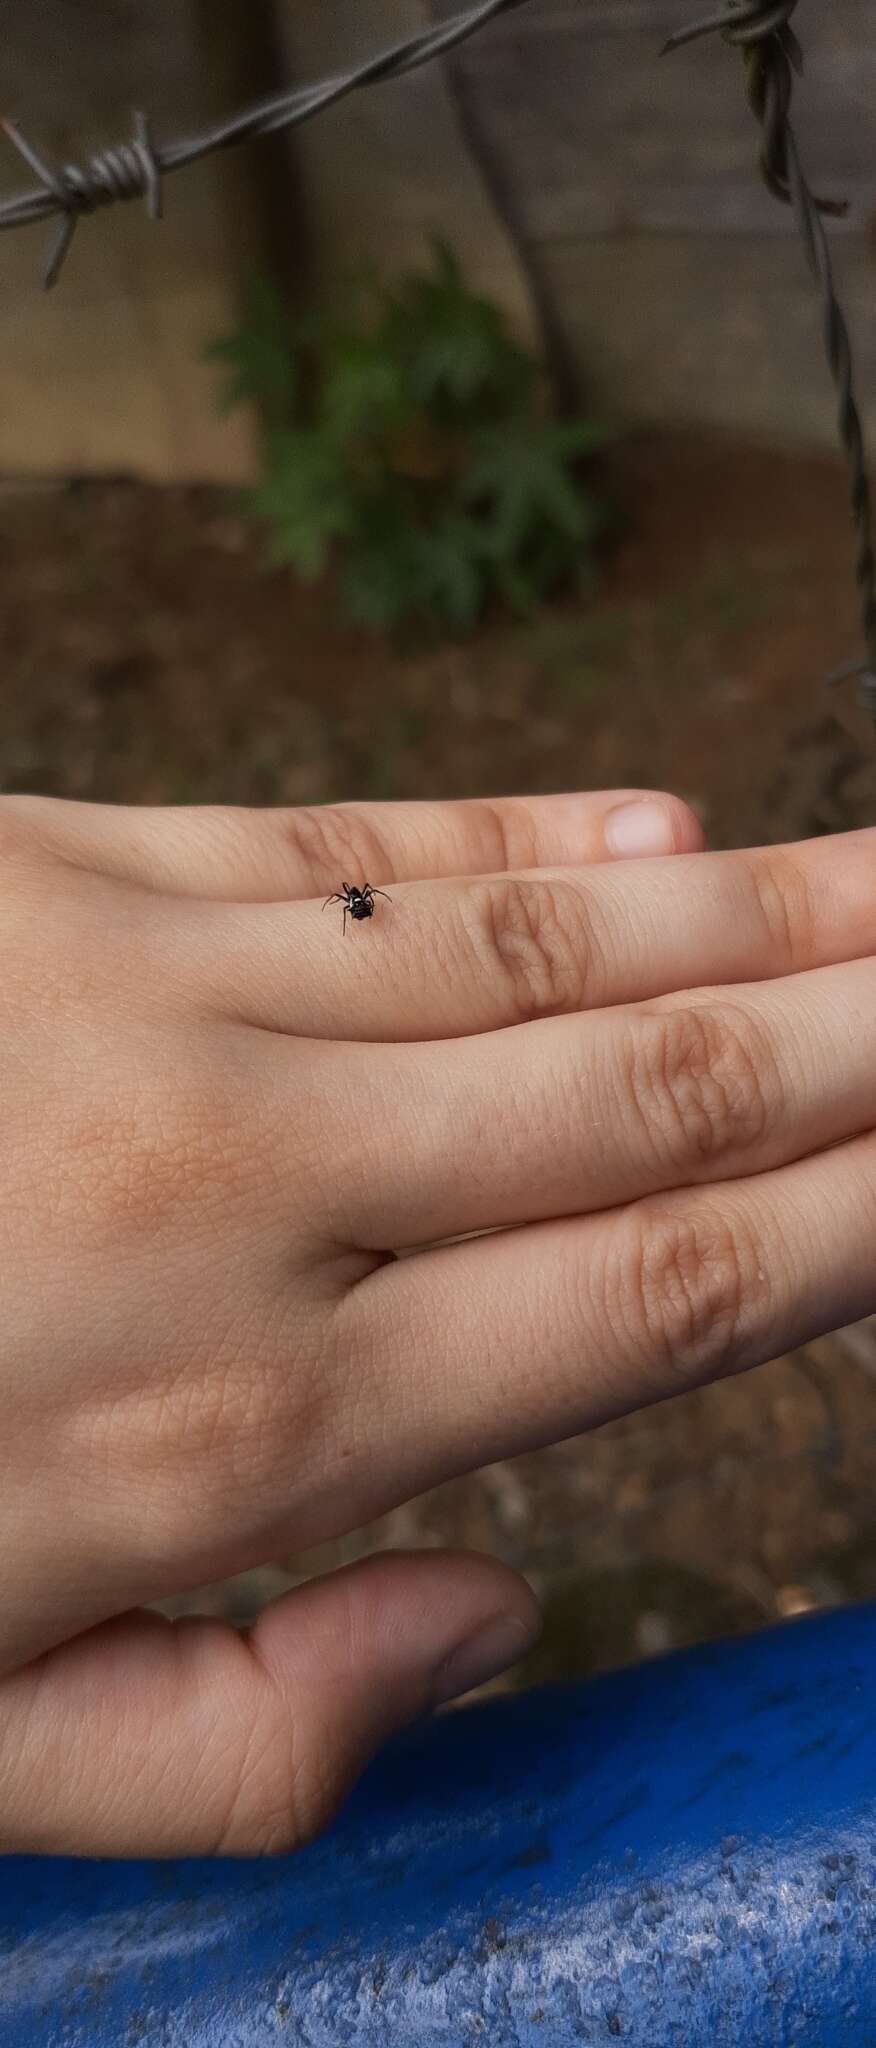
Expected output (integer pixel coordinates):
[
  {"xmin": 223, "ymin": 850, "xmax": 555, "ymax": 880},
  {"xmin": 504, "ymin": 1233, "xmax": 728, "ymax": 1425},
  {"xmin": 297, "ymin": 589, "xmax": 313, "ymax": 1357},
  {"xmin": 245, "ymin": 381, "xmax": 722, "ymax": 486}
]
[{"xmin": 322, "ymin": 882, "xmax": 392, "ymax": 934}]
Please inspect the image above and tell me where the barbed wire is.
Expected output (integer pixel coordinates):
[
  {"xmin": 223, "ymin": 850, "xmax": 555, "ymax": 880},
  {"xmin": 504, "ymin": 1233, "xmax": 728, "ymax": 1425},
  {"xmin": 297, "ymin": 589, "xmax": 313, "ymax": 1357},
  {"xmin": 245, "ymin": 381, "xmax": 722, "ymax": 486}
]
[
  {"xmin": 1, "ymin": 0, "xmax": 874, "ymax": 711},
  {"xmin": 663, "ymin": 0, "xmax": 876, "ymax": 717},
  {"xmin": 0, "ymin": 0, "xmax": 529, "ymax": 287}
]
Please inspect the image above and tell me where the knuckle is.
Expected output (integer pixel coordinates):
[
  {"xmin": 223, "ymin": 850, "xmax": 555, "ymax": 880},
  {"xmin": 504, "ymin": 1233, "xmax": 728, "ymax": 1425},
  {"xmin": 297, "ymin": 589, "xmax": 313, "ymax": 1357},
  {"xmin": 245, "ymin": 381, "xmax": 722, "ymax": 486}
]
[
  {"xmin": 629, "ymin": 1000, "xmax": 777, "ymax": 1175},
  {"xmin": 262, "ymin": 1709, "xmax": 344, "ymax": 1856},
  {"xmin": 217, "ymin": 1698, "xmax": 340, "ymax": 1858},
  {"xmin": 198, "ymin": 1659, "xmax": 313, "ymax": 1858},
  {"xmin": 210, "ymin": 1297, "xmax": 338, "ymax": 1497},
  {"xmin": 744, "ymin": 847, "xmax": 817, "ymax": 976},
  {"xmin": 282, "ymin": 804, "xmax": 391, "ymax": 896},
  {"xmin": 478, "ymin": 797, "xmax": 541, "ymax": 874},
  {"xmin": 199, "ymin": 1341, "xmax": 327, "ymax": 1508},
  {"xmin": 174, "ymin": 1358, "xmax": 284, "ymax": 1495},
  {"xmin": 83, "ymin": 1317, "xmax": 329, "ymax": 1559},
  {"xmin": 468, "ymin": 876, "xmax": 600, "ymax": 1022},
  {"xmin": 609, "ymin": 1201, "xmax": 760, "ymax": 1385},
  {"xmin": 226, "ymin": 1604, "xmax": 364, "ymax": 1856}
]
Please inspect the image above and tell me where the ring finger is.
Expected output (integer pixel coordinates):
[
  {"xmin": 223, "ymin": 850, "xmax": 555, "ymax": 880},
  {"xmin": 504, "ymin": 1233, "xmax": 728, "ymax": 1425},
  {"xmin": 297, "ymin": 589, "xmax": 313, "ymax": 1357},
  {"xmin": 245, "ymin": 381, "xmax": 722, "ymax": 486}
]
[
  {"xmin": 305, "ymin": 952, "xmax": 876, "ymax": 1250},
  {"xmin": 331, "ymin": 1126, "xmax": 876, "ymax": 1513}
]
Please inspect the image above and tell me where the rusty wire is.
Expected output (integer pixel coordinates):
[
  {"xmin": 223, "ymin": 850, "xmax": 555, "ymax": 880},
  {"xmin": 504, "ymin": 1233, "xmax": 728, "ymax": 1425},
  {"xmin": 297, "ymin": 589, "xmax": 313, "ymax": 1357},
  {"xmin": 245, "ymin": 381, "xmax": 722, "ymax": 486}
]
[{"xmin": 0, "ymin": 0, "xmax": 874, "ymax": 709}]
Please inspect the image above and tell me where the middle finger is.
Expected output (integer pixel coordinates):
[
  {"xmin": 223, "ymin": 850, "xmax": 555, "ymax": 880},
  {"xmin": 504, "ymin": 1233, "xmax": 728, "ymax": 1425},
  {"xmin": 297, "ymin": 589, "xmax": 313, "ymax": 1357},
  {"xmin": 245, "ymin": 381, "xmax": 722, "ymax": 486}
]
[{"xmin": 189, "ymin": 829, "xmax": 876, "ymax": 1042}]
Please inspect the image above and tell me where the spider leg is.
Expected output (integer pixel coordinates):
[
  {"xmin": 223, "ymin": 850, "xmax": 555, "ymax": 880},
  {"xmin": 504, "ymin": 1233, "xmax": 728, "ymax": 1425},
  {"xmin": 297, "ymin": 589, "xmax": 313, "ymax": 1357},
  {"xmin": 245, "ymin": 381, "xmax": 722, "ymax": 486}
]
[
  {"xmin": 322, "ymin": 893, "xmax": 343, "ymax": 911},
  {"xmin": 343, "ymin": 906, "xmax": 349, "ymax": 936},
  {"xmin": 371, "ymin": 888, "xmax": 393, "ymax": 904}
]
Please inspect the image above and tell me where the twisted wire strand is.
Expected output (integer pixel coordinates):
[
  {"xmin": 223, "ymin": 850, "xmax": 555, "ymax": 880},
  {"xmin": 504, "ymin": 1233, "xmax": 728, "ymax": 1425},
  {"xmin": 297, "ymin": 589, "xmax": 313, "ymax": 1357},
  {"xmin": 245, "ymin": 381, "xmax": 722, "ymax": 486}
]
[
  {"xmin": 0, "ymin": 0, "xmax": 873, "ymax": 710},
  {"xmin": 664, "ymin": 0, "xmax": 876, "ymax": 715},
  {"xmin": 1, "ymin": 112, "xmax": 162, "ymax": 290},
  {"xmin": 0, "ymin": 0, "xmax": 529, "ymax": 285}
]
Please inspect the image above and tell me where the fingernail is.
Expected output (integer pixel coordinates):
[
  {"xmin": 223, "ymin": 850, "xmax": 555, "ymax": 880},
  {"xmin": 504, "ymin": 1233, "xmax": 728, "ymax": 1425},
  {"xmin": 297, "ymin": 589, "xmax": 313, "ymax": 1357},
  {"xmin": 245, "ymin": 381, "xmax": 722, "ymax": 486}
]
[
  {"xmin": 605, "ymin": 799, "xmax": 675, "ymax": 858},
  {"xmin": 433, "ymin": 1614, "xmax": 541, "ymax": 1707}
]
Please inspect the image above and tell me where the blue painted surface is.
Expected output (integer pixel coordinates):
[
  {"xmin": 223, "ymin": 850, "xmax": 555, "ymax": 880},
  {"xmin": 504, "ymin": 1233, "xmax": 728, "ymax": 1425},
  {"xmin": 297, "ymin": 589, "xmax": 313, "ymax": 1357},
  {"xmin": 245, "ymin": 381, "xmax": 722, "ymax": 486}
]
[{"xmin": 2, "ymin": 1603, "xmax": 876, "ymax": 2044}]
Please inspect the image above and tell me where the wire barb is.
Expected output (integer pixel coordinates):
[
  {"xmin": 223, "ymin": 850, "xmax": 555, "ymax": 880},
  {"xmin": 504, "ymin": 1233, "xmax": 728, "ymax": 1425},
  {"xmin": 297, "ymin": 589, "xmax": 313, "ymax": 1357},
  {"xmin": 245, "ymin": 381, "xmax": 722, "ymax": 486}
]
[
  {"xmin": 0, "ymin": 0, "xmax": 528, "ymax": 283},
  {"xmin": 1, "ymin": 110, "xmax": 162, "ymax": 287},
  {"xmin": 664, "ymin": 0, "xmax": 876, "ymax": 724},
  {"xmin": 0, "ymin": 0, "xmax": 873, "ymax": 721}
]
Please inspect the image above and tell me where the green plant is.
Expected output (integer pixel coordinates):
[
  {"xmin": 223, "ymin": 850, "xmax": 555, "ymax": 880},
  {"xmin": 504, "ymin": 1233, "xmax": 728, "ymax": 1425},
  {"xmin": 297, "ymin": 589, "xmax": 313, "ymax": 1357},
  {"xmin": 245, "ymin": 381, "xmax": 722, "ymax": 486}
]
[{"xmin": 208, "ymin": 248, "xmax": 610, "ymax": 637}]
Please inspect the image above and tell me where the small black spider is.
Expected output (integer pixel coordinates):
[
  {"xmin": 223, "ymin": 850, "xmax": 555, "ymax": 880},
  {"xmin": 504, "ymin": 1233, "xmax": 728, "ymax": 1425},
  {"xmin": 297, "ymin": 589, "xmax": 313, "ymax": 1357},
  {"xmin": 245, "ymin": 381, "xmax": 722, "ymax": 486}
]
[{"xmin": 322, "ymin": 881, "xmax": 392, "ymax": 934}]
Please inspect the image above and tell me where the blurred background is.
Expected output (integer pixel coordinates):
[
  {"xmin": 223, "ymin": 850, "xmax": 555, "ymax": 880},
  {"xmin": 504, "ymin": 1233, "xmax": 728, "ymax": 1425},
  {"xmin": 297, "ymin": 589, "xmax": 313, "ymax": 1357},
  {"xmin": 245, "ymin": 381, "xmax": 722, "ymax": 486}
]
[{"xmin": 5, "ymin": 0, "xmax": 876, "ymax": 1692}]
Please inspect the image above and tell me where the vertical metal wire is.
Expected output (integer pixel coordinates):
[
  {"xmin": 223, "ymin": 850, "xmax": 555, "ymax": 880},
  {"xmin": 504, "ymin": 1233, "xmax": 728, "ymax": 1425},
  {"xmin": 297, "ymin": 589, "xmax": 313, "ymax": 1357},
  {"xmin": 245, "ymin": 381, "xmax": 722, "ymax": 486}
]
[
  {"xmin": 0, "ymin": 0, "xmax": 873, "ymax": 707},
  {"xmin": 664, "ymin": 0, "xmax": 876, "ymax": 715}
]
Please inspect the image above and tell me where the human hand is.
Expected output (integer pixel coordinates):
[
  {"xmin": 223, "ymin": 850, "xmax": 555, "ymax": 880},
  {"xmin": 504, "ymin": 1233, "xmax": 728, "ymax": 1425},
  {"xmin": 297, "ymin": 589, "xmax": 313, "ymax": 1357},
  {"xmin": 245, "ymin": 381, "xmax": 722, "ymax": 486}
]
[{"xmin": 2, "ymin": 787, "xmax": 876, "ymax": 1857}]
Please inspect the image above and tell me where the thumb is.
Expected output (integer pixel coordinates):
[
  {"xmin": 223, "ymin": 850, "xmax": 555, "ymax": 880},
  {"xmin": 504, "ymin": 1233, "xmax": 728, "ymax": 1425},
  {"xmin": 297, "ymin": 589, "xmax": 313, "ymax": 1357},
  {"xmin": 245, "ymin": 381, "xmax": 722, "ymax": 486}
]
[{"xmin": 0, "ymin": 1550, "xmax": 541, "ymax": 1858}]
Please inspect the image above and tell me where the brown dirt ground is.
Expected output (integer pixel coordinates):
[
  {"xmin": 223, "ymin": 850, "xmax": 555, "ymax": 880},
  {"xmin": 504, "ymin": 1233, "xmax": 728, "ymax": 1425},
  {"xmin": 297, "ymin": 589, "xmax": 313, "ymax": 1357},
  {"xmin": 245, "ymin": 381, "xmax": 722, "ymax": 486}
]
[{"xmin": 6, "ymin": 428, "xmax": 876, "ymax": 1692}]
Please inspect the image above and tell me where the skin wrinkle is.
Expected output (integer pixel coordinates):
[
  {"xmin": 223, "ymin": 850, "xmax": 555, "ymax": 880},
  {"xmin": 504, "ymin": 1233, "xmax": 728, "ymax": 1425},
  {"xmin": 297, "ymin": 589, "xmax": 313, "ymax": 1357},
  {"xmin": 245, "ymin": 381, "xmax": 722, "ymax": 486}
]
[
  {"xmin": 624, "ymin": 1001, "xmax": 776, "ymax": 1181},
  {"xmin": 464, "ymin": 876, "xmax": 590, "ymax": 1025},
  {"xmin": 481, "ymin": 795, "xmax": 540, "ymax": 877},
  {"xmin": 209, "ymin": 1686, "xmax": 290, "ymax": 1856},
  {"xmin": 13, "ymin": 791, "xmax": 685, "ymax": 904},
  {"xmin": 283, "ymin": 804, "xmax": 394, "ymax": 897},
  {"xmin": 742, "ymin": 843, "xmax": 818, "ymax": 980},
  {"xmin": 242, "ymin": 1601, "xmax": 365, "ymax": 1855},
  {"xmin": 10, "ymin": 791, "xmax": 876, "ymax": 1855}
]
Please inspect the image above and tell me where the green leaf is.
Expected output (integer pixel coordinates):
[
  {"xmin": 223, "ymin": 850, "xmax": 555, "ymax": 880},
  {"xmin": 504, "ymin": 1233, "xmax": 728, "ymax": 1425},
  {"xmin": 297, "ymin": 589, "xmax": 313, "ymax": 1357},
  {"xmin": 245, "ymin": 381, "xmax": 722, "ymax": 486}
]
[
  {"xmin": 382, "ymin": 243, "xmax": 535, "ymax": 421},
  {"xmin": 340, "ymin": 487, "xmax": 426, "ymax": 630},
  {"xmin": 206, "ymin": 278, "xmax": 298, "ymax": 430},
  {"xmin": 214, "ymin": 243, "xmax": 614, "ymax": 637},
  {"xmin": 251, "ymin": 430, "xmax": 355, "ymax": 579},
  {"xmin": 492, "ymin": 556, "xmax": 541, "ymax": 615},
  {"xmin": 413, "ymin": 512, "xmax": 488, "ymax": 632},
  {"xmin": 342, "ymin": 494, "xmax": 487, "ymax": 634},
  {"xmin": 322, "ymin": 334, "xmax": 407, "ymax": 448},
  {"xmin": 464, "ymin": 418, "xmax": 603, "ymax": 560}
]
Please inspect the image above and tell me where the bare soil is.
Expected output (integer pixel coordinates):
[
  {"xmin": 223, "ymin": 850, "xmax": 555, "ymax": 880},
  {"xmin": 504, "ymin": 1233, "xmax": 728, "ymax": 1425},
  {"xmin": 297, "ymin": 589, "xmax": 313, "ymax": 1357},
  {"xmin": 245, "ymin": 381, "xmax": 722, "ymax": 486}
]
[{"xmin": 5, "ymin": 428, "xmax": 876, "ymax": 1688}]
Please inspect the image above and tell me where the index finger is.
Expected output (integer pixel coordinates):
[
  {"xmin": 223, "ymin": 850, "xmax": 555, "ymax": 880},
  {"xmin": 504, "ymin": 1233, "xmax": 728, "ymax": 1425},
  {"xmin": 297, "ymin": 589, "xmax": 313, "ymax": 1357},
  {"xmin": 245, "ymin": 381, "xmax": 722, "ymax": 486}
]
[{"xmin": 4, "ymin": 790, "xmax": 702, "ymax": 900}]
